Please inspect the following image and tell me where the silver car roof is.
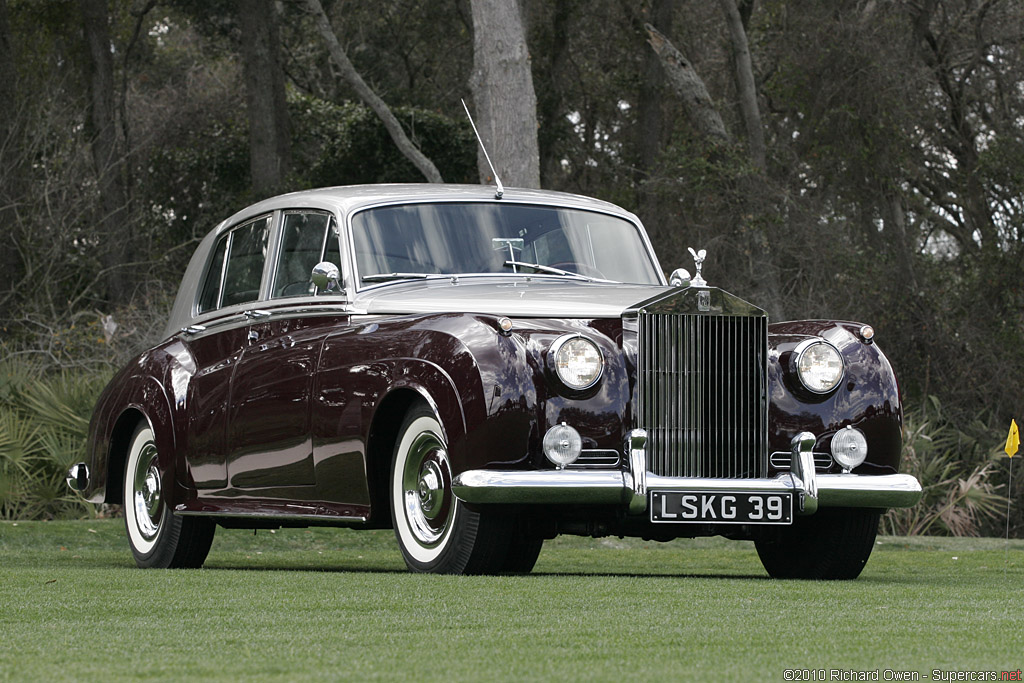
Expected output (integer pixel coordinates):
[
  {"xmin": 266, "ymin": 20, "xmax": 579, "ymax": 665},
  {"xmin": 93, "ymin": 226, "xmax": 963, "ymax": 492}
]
[{"xmin": 215, "ymin": 184, "xmax": 639, "ymax": 235}]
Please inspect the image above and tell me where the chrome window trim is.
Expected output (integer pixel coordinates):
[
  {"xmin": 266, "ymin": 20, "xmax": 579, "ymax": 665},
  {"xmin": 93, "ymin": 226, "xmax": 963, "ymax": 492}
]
[
  {"xmin": 320, "ymin": 214, "xmax": 345, "ymax": 296},
  {"xmin": 345, "ymin": 199, "xmax": 663, "ymax": 294},
  {"xmin": 213, "ymin": 232, "xmax": 230, "ymax": 311}
]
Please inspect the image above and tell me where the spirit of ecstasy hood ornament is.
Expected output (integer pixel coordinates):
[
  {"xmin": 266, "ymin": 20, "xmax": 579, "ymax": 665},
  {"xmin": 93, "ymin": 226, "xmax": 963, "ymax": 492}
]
[{"xmin": 688, "ymin": 247, "xmax": 707, "ymax": 287}]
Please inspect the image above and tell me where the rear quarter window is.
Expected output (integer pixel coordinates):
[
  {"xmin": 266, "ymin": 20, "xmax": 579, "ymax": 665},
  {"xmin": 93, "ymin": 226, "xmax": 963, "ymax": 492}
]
[{"xmin": 197, "ymin": 215, "xmax": 271, "ymax": 313}]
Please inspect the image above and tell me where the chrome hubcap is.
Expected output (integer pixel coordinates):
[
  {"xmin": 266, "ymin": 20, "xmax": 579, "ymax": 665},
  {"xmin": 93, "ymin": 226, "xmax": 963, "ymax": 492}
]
[
  {"xmin": 132, "ymin": 443, "xmax": 161, "ymax": 541},
  {"xmin": 417, "ymin": 460, "xmax": 444, "ymax": 514},
  {"xmin": 402, "ymin": 433, "xmax": 453, "ymax": 547}
]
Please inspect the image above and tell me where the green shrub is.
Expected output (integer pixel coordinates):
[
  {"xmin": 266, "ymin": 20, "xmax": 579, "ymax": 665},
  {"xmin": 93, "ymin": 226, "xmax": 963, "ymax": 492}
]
[
  {"xmin": 884, "ymin": 396, "xmax": 1009, "ymax": 537},
  {"xmin": 0, "ymin": 362, "xmax": 111, "ymax": 520}
]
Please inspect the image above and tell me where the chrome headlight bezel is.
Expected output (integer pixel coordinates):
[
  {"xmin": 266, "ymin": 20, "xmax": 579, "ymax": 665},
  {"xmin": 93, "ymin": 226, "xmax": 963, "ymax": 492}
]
[
  {"xmin": 549, "ymin": 334, "xmax": 604, "ymax": 391},
  {"xmin": 794, "ymin": 339, "xmax": 845, "ymax": 394}
]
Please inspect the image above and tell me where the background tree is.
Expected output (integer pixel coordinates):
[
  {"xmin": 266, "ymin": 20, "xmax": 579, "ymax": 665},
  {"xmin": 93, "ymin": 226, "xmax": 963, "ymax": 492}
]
[
  {"xmin": 237, "ymin": 0, "xmax": 292, "ymax": 193},
  {"xmin": 304, "ymin": 0, "xmax": 443, "ymax": 183},
  {"xmin": 469, "ymin": 0, "xmax": 540, "ymax": 188},
  {"xmin": 81, "ymin": 0, "xmax": 132, "ymax": 301},
  {"xmin": 0, "ymin": 0, "xmax": 21, "ymax": 308}
]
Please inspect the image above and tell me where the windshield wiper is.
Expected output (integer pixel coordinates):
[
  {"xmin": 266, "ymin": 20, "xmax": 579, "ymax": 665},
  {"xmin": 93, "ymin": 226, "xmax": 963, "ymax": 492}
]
[
  {"xmin": 361, "ymin": 273, "xmax": 431, "ymax": 282},
  {"xmin": 503, "ymin": 260, "xmax": 593, "ymax": 281}
]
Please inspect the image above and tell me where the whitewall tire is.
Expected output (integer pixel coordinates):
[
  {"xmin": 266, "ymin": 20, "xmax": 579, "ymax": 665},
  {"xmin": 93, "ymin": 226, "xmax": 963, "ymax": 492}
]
[
  {"xmin": 123, "ymin": 422, "xmax": 214, "ymax": 568},
  {"xmin": 390, "ymin": 402, "xmax": 516, "ymax": 574}
]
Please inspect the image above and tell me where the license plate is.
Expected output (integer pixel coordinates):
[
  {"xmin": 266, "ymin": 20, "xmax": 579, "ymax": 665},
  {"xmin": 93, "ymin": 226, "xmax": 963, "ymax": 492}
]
[{"xmin": 649, "ymin": 491, "xmax": 792, "ymax": 525}]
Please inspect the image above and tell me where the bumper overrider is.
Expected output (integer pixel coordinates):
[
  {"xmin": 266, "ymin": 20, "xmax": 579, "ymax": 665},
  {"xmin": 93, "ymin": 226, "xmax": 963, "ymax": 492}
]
[{"xmin": 452, "ymin": 430, "xmax": 923, "ymax": 517}]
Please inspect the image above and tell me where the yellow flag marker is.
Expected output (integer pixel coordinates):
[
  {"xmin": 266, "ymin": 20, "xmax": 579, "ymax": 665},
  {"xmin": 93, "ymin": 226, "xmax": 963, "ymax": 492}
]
[{"xmin": 1005, "ymin": 420, "xmax": 1018, "ymax": 572}]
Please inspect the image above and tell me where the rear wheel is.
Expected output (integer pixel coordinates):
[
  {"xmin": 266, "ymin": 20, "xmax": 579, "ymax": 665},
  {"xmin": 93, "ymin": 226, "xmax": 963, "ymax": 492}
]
[
  {"xmin": 124, "ymin": 423, "xmax": 214, "ymax": 568},
  {"xmin": 754, "ymin": 507, "xmax": 880, "ymax": 580},
  {"xmin": 390, "ymin": 402, "xmax": 514, "ymax": 574}
]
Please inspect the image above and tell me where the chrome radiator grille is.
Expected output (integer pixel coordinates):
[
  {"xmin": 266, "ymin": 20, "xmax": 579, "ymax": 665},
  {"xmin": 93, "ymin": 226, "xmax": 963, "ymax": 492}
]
[{"xmin": 637, "ymin": 312, "xmax": 768, "ymax": 478}]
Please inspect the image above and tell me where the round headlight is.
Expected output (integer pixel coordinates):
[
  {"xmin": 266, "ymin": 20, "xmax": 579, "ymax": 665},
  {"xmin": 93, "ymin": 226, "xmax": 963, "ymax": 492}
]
[
  {"xmin": 551, "ymin": 335, "xmax": 604, "ymax": 390},
  {"xmin": 543, "ymin": 423, "xmax": 582, "ymax": 467},
  {"xmin": 831, "ymin": 426, "xmax": 868, "ymax": 472},
  {"xmin": 795, "ymin": 340, "xmax": 844, "ymax": 393}
]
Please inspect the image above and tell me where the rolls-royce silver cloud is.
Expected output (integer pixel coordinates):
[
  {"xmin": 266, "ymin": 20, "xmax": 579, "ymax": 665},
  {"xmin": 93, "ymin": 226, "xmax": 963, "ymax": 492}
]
[{"xmin": 66, "ymin": 183, "xmax": 921, "ymax": 579}]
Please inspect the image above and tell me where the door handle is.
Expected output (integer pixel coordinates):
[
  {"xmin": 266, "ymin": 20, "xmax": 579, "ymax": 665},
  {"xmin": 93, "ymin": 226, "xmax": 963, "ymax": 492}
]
[{"xmin": 244, "ymin": 309, "xmax": 271, "ymax": 319}]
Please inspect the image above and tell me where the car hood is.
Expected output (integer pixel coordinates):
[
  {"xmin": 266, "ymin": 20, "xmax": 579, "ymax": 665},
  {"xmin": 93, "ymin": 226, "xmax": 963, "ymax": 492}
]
[{"xmin": 354, "ymin": 279, "xmax": 672, "ymax": 317}]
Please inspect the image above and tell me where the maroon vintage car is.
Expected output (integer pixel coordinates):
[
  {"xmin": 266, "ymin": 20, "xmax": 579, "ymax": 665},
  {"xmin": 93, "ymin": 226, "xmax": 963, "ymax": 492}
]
[{"xmin": 66, "ymin": 184, "xmax": 921, "ymax": 578}]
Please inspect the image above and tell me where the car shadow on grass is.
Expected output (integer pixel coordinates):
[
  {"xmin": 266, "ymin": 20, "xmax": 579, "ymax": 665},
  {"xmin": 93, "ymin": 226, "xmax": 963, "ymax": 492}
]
[
  {"xmin": 198, "ymin": 563, "xmax": 771, "ymax": 579},
  {"xmin": 530, "ymin": 570, "xmax": 770, "ymax": 580}
]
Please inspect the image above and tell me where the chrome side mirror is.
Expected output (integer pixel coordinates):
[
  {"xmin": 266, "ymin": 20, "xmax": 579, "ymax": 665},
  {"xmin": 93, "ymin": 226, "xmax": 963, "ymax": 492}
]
[
  {"xmin": 669, "ymin": 268, "xmax": 691, "ymax": 287},
  {"xmin": 311, "ymin": 261, "xmax": 341, "ymax": 293}
]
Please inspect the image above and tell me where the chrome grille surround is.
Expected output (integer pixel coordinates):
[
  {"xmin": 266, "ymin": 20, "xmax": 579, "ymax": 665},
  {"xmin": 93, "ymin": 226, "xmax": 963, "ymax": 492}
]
[{"xmin": 629, "ymin": 288, "xmax": 768, "ymax": 479}]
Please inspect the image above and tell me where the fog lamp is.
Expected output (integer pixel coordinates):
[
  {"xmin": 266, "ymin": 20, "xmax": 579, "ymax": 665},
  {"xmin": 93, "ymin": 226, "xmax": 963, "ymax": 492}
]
[
  {"xmin": 831, "ymin": 426, "xmax": 868, "ymax": 472},
  {"xmin": 543, "ymin": 422, "xmax": 582, "ymax": 468}
]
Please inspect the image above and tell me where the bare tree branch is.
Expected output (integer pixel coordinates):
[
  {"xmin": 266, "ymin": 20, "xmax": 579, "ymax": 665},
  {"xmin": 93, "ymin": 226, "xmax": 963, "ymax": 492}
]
[
  {"xmin": 644, "ymin": 23, "xmax": 730, "ymax": 145},
  {"xmin": 719, "ymin": 0, "xmax": 766, "ymax": 171},
  {"xmin": 303, "ymin": 0, "xmax": 444, "ymax": 184}
]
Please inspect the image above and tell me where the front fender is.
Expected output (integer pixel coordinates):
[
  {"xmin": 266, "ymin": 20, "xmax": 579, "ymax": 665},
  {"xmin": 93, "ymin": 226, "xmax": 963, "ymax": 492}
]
[{"xmin": 768, "ymin": 320, "xmax": 902, "ymax": 473}]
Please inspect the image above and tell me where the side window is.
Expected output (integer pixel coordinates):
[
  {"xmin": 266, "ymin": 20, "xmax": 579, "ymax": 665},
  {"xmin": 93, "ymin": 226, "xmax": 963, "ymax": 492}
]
[
  {"xmin": 197, "ymin": 234, "xmax": 228, "ymax": 314},
  {"xmin": 222, "ymin": 216, "xmax": 270, "ymax": 306},
  {"xmin": 198, "ymin": 215, "xmax": 270, "ymax": 313},
  {"xmin": 272, "ymin": 212, "xmax": 341, "ymax": 298}
]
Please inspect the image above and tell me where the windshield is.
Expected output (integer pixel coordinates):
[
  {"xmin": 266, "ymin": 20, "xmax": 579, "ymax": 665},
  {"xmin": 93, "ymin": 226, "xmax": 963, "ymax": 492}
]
[{"xmin": 352, "ymin": 202, "xmax": 661, "ymax": 285}]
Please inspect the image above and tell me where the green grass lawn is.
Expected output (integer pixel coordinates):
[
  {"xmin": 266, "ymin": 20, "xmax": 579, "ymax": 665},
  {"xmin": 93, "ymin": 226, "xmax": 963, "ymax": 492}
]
[{"xmin": 1, "ymin": 520, "xmax": 1022, "ymax": 681}]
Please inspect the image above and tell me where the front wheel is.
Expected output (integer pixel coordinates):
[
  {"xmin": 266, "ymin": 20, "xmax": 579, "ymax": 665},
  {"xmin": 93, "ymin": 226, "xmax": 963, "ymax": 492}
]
[
  {"xmin": 390, "ymin": 403, "xmax": 514, "ymax": 574},
  {"xmin": 123, "ymin": 423, "xmax": 215, "ymax": 568},
  {"xmin": 754, "ymin": 507, "xmax": 880, "ymax": 580}
]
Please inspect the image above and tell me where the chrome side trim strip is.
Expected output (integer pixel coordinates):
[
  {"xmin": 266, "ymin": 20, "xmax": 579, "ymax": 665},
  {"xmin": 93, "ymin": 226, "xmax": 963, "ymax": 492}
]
[
  {"xmin": 452, "ymin": 469, "xmax": 922, "ymax": 510},
  {"xmin": 174, "ymin": 510, "xmax": 368, "ymax": 524}
]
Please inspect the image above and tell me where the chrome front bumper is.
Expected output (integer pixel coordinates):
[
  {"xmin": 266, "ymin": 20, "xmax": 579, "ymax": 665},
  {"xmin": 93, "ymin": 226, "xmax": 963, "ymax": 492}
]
[{"xmin": 452, "ymin": 431, "xmax": 923, "ymax": 516}]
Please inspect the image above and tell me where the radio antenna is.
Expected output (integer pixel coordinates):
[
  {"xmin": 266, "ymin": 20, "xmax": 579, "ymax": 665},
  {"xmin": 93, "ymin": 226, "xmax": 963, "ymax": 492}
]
[{"xmin": 461, "ymin": 99, "xmax": 504, "ymax": 199}]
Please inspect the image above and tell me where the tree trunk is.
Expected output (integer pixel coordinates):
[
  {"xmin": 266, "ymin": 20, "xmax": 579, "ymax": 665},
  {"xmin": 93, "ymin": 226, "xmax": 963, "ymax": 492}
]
[
  {"xmin": 881, "ymin": 189, "xmax": 918, "ymax": 292},
  {"xmin": 237, "ymin": 0, "xmax": 292, "ymax": 194},
  {"xmin": 305, "ymin": 0, "xmax": 443, "ymax": 184},
  {"xmin": 535, "ymin": 0, "xmax": 575, "ymax": 187},
  {"xmin": 81, "ymin": 0, "xmax": 131, "ymax": 302},
  {"xmin": 633, "ymin": 0, "xmax": 673, "ymax": 227},
  {"xmin": 636, "ymin": 0, "xmax": 672, "ymax": 180},
  {"xmin": 719, "ymin": 0, "xmax": 765, "ymax": 171},
  {"xmin": 0, "ymin": 0, "xmax": 20, "ymax": 305},
  {"xmin": 644, "ymin": 23, "xmax": 730, "ymax": 146},
  {"xmin": 469, "ymin": 0, "xmax": 541, "ymax": 189}
]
